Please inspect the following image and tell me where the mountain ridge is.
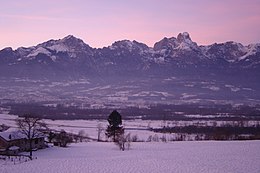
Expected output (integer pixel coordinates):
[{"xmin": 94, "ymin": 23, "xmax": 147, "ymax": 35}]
[
  {"xmin": 0, "ymin": 32, "xmax": 259, "ymax": 80},
  {"xmin": 0, "ymin": 32, "xmax": 260, "ymax": 60}
]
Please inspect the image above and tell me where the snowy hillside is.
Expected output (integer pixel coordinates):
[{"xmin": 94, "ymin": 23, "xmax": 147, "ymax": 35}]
[
  {"xmin": 1, "ymin": 113, "xmax": 260, "ymax": 173},
  {"xmin": 1, "ymin": 141, "xmax": 260, "ymax": 173}
]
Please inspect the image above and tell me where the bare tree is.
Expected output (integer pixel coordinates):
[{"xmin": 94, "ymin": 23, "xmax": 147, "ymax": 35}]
[
  {"xmin": 0, "ymin": 124, "xmax": 9, "ymax": 132},
  {"xmin": 78, "ymin": 129, "xmax": 86, "ymax": 142},
  {"xmin": 115, "ymin": 133, "xmax": 131, "ymax": 151},
  {"xmin": 97, "ymin": 123, "xmax": 104, "ymax": 142},
  {"xmin": 16, "ymin": 115, "xmax": 46, "ymax": 159}
]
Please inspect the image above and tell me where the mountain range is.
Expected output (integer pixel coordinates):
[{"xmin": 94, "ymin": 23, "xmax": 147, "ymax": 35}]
[
  {"xmin": 0, "ymin": 32, "xmax": 259, "ymax": 79},
  {"xmin": 0, "ymin": 32, "xmax": 259, "ymax": 106}
]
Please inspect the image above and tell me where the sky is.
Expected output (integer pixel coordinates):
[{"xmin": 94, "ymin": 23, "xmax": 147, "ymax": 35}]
[{"xmin": 0, "ymin": 0, "xmax": 260, "ymax": 49}]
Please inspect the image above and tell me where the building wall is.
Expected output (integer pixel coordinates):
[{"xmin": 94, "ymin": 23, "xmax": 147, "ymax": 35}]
[
  {"xmin": 19, "ymin": 138, "xmax": 45, "ymax": 151},
  {"xmin": 0, "ymin": 137, "xmax": 45, "ymax": 152},
  {"xmin": 0, "ymin": 137, "xmax": 8, "ymax": 149}
]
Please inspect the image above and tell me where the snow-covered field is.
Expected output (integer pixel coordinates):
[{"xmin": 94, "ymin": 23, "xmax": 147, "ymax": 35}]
[
  {"xmin": 1, "ymin": 113, "xmax": 260, "ymax": 173},
  {"xmin": 1, "ymin": 113, "xmax": 260, "ymax": 142},
  {"xmin": 0, "ymin": 114, "xmax": 158, "ymax": 141},
  {"xmin": 1, "ymin": 141, "xmax": 260, "ymax": 173}
]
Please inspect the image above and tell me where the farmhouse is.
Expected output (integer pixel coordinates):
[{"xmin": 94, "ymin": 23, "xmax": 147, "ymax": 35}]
[{"xmin": 0, "ymin": 130, "xmax": 45, "ymax": 155}]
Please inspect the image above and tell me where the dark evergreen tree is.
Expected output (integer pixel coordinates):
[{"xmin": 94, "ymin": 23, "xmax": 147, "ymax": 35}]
[{"xmin": 106, "ymin": 110, "xmax": 124, "ymax": 142}]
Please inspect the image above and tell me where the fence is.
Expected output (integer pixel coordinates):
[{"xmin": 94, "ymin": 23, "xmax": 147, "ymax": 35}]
[{"xmin": 0, "ymin": 154, "xmax": 37, "ymax": 165}]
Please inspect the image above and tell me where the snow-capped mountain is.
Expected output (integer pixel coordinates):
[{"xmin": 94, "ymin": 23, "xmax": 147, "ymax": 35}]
[
  {"xmin": 0, "ymin": 32, "xmax": 259, "ymax": 79},
  {"xmin": 154, "ymin": 32, "xmax": 199, "ymax": 52},
  {"xmin": 0, "ymin": 32, "xmax": 260, "ymax": 106}
]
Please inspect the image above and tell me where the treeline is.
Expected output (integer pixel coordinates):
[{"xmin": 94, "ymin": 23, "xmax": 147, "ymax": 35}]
[
  {"xmin": 152, "ymin": 125, "xmax": 260, "ymax": 140},
  {"xmin": 3, "ymin": 102, "xmax": 260, "ymax": 120},
  {"xmin": 7, "ymin": 103, "xmax": 109, "ymax": 120}
]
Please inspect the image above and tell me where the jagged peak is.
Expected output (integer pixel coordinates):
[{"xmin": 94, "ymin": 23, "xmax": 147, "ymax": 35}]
[
  {"xmin": 209, "ymin": 41, "xmax": 247, "ymax": 52},
  {"xmin": 60, "ymin": 35, "xmax": 88, "ymax": 46},
  {"xmin": 154, "ymin": 32, "xmax": 198, "ymax": 51},
  {"xmin": 44, "ymin": 35, "xmax": 92, "ymax": 52},
  {"xmin": 112, "ymin": 39, "xmax": 133, "ymax": 45},
  {"xmin": 177, "ymin": 32, "xmax": 192, "ymax": 42},
  {"xmin": 0, "ymin": 47, "xmax": 13, "ymax": 52},
  {"xmin": 35, "ymin": 35, "xmax": 87, "ymax": 48},
  {"xmin": 110, "ymin": 39, "xmax": 148, "ymax": 51},
  {"xmin": 225, "ymin": 41, "xmax": 245, "ymax": 47},
  {"xmin": 61, "ymin": 35, "xmax": 80, "ymax": 41}
]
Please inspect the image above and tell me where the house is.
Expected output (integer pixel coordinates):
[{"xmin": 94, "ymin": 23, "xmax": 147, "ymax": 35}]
[{"xmin": 0, "ymin": 130, "xmax": 45, "ymax": 155}]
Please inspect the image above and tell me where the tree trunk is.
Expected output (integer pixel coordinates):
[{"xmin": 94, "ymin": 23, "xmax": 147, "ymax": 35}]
[
  {"xmin": 122, "ymin": 142, "xmax": 125, "ymax": 151},
  {"xmin": 29, "ymin": 139, "xmax": 33, "ymax": 160},
  {"xmin": 98, "ymin": 132, "xmax": 100, "ymax": 142},
  {"xmin": 113, "ymin": 130, "xmax": 116, "ymax": 142}
]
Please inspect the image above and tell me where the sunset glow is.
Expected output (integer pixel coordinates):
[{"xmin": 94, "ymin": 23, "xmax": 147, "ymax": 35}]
[{"xmin": 1, "ymin": 0, "xmax": 260, "ymax": 49}]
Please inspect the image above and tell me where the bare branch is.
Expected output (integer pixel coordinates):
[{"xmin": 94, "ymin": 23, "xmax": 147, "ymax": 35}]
[{"xmin": 16, "ymin": 115, "xmax": 46, "ymax": 158}]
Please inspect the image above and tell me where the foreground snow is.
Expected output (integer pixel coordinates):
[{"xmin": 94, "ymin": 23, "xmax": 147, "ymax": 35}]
[{"xmin": 1, "ymin": 141, "xmax": 260, "ymax": 173}]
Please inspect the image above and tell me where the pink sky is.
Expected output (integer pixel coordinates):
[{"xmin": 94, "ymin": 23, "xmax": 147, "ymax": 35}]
[{"xmin": 1, "ymin": 0, "xmax": 260, "ymax": 49}]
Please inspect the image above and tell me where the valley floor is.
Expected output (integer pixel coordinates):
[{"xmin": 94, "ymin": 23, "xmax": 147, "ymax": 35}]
[{"xmin": 1, "ymin": 141, "xmax": 260, "ymax": 173}]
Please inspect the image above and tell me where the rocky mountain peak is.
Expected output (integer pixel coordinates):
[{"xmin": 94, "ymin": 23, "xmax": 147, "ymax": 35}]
[
  {"xmin": 1, "ymin": 47, "xmax": 13, "ymax": 52},
  {"xmin": 154, "ymin": 32, "xmax": 199, "ymax": 52},
  {"xmin": 60, "ymin": 35, "xmax": 90, "ymax": 49},
  {"xmin": 109, "ymin": 40, "xmax": 149, "ymax": 52},
  {"xmin": 61, "ymin": 35, "xmax": 83, "ymax": 44},
  {"xmin": 177, "ymin": 32, "xmax": 192, "ymax": 43},
  {"xmin": 153, "ymin": 37, "xmax": 174, "ymax": 51}
]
